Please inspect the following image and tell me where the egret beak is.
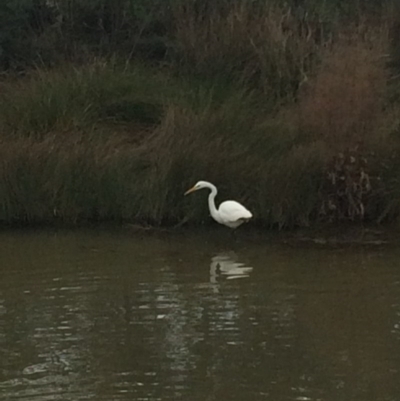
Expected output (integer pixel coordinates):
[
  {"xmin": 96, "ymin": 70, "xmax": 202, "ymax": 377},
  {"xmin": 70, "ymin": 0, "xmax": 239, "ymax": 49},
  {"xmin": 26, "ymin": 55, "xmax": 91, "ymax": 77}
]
[{"xmin": 184, "ymin": 186, "xmax": 197, "ymax": 196}]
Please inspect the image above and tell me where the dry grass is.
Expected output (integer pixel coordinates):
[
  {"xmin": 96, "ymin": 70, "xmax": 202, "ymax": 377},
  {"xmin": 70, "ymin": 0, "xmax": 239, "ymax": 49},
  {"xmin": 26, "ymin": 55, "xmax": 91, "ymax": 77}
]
[
  {"xmin": 297, "ymin": 27, "xmax": 390, "ymax": 151},
  {"xmin": 292, "ymin": 25, "xmax": 400, "ymax": 222},
  {"xmin": 172, "ymin": 1, "xmax": 323, "ymax": 102}
]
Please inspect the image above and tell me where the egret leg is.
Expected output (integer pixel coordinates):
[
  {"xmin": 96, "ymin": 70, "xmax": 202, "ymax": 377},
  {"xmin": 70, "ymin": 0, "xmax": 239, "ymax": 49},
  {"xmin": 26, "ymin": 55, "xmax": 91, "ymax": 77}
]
[{"xmin": 230, "ymin": 229, "xmax": 238, "ymax": 242}]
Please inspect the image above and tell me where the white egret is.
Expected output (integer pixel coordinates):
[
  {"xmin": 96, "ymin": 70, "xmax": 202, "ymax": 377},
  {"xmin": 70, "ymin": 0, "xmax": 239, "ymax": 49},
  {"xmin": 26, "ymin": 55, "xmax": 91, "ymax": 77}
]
[{"xmin": 184, "ymin": 181, "xmax": 252, "ymax": 229}]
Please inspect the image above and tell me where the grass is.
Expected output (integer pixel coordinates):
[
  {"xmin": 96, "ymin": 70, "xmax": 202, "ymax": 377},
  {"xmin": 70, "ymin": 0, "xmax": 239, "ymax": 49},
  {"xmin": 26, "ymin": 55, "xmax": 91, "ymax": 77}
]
[
  {"xmin": 0, "ymin": 64, "xmax": 326, "ymax": 228},
  {"xmin": 0, "ymin": 3, "xmax": 400, "ymax": 229},
  {"xmin": 172, "ymin": 2, "xmax": 323, "ymax": 103}
]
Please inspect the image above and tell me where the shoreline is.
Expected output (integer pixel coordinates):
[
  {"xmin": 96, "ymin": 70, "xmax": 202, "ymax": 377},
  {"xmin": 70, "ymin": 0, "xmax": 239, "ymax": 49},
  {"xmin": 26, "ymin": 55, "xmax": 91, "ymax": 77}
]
[{"xmin": 0, "ymin": 221, "xmax": 397, "ymax": 248}]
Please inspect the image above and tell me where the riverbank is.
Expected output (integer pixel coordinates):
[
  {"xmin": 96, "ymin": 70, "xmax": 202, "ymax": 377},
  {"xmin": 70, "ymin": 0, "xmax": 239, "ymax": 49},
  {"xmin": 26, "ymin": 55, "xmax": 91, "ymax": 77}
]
[
  {"xmin": 0, "ymin": 1, "xmax": 400, "ymax": 229},
  {"xmin": 0, "ymin": 220, "xmax": 397, "ymax": 251}
]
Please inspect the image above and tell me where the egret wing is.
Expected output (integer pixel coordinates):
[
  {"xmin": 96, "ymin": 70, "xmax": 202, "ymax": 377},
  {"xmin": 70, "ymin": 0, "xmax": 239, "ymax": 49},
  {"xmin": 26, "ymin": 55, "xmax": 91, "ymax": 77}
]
[{"xmin": 218, "ymin": 201, "xmax": 252, "ymax": 223}]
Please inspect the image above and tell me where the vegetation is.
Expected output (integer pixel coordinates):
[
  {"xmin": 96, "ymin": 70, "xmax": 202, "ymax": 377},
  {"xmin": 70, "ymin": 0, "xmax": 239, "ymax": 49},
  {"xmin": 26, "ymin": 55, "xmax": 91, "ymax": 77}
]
[{"xmin": 0, "ymin": 0, "xmax": 400, "ymax": 228}]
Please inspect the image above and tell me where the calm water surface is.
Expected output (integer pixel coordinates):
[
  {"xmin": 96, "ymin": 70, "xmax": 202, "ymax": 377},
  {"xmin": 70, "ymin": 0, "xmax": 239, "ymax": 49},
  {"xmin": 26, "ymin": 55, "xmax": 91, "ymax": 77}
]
[{"xmin": 1, "ymin": 229, "xmax": 400, "ymax": 401}]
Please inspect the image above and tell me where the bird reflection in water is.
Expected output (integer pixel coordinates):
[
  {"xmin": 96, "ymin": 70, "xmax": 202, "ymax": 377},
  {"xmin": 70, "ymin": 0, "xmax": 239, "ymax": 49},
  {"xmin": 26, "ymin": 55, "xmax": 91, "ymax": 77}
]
[{"xmin": 210, "ymin": 253, "xmax": 253, "ymax": 285}]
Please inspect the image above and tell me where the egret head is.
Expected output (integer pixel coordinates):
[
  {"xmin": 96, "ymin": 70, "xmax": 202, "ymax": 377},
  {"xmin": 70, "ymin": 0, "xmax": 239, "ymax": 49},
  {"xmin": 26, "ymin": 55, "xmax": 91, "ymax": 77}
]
[{"xmin": 184, "ymin": 181, "xmax": 209, "ymax": 195}]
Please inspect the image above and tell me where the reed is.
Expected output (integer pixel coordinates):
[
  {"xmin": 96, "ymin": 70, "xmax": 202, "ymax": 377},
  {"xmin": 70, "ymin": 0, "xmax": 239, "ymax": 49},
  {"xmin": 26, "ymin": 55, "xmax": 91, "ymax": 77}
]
[{"xmin": 0, "ymin": 66, "xmax": 326, "ymax": 227}]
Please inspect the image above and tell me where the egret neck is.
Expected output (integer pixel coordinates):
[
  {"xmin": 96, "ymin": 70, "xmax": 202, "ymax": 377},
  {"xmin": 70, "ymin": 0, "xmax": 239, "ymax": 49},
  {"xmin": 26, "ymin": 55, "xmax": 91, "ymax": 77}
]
[{"xmin": 206, "ymin": 183, "xmax": 221, "ymax": 223}]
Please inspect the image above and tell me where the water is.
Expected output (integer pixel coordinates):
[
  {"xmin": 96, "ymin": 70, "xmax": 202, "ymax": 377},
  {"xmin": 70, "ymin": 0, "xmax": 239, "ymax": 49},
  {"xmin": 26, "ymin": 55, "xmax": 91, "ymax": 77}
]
[{"xmin": 1, "ymin": 228, "xmax": 400, "ymax": 401}]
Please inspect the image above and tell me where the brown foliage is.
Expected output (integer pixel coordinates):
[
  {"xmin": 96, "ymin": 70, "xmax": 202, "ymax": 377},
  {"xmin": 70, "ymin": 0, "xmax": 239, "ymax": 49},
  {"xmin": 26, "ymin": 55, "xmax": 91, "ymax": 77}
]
[
  {"xmin": 295, "ymin": 28, "xmax": 391, "ymax": 221},
  {"xmin": 297, "ymin": 28, "xmax": 389, "ymax": 150}
]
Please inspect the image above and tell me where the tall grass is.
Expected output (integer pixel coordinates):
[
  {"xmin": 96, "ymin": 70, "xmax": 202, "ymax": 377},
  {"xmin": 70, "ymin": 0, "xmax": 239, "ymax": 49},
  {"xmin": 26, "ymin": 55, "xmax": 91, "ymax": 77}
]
[
  {"xmin": 0, "ymin": 2, "xmax": 399, "ymax": 228},
  {"xmin": 172, "ymin": 2, "xmax": 323, "ymax": 102},
  {"xmin": 0, "ymin": 64, "xmax": 326, "ymax": 227},
  {"xmin": 0, "ymin": 63, "xmax": 181, "ymax": 138},
  {"xmin": 0, "ymin": 133, "xmax": 147, "ymax": 224}
]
